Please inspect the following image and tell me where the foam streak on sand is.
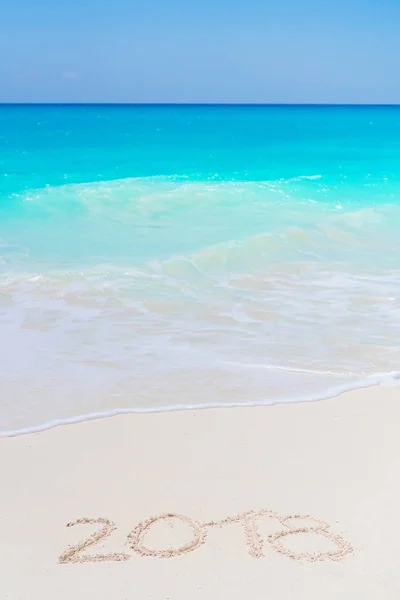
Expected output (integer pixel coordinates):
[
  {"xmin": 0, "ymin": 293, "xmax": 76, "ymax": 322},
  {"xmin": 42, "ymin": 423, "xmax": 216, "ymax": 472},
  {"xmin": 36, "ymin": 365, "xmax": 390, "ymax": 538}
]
[{"xmin": 0, "ymin": 370, "xmax": 398, "ymax": 438}]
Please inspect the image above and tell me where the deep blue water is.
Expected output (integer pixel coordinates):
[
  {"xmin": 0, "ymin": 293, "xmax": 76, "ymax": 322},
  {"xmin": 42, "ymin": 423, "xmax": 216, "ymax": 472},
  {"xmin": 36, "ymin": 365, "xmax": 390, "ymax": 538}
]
[{"xmin": 2, "ymin": 104, "xmax": 400, "ymax": 193}]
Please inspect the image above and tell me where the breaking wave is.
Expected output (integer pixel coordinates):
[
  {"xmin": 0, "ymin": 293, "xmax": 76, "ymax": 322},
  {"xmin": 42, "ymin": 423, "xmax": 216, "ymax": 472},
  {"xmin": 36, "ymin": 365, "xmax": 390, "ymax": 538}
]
[{"xmin": 1, "ymin": 175, "xmax": 400, "ymax": 434}]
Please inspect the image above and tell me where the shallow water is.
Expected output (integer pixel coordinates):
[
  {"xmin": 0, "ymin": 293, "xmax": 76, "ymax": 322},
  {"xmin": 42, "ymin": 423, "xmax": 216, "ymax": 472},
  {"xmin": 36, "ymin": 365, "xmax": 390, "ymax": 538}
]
[{"xmin": 1, "ymin": 105, "xmax": 400, "ymax": 434}]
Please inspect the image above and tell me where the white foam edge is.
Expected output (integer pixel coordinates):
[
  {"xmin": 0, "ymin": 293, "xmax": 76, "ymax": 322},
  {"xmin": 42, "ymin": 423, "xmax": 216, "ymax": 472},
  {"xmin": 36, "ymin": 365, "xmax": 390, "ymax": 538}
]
[{"xmin": 1, "ymin": 371, "xmax": 399, "ymax": 438}]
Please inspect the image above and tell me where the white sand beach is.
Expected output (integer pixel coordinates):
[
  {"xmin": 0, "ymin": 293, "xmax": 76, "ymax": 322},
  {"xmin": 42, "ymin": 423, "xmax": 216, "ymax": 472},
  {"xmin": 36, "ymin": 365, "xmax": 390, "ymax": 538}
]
[{"xmin": 1, "ymin": 385, "xmax": 400, "ymax": 599}]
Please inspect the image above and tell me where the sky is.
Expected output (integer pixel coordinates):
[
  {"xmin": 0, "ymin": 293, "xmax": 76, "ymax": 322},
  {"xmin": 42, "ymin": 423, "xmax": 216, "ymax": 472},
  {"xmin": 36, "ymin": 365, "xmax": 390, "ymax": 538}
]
[{"xmin": 0, "ymin": 0, "xmax": 399, "ymax": 103}]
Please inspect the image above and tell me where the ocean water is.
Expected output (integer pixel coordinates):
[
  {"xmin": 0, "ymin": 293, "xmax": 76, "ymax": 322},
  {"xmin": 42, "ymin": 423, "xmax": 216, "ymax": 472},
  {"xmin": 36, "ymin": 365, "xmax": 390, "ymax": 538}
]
[{"xmin": 1, "ymin": 104, "xmax": 400, "ymax": 435}]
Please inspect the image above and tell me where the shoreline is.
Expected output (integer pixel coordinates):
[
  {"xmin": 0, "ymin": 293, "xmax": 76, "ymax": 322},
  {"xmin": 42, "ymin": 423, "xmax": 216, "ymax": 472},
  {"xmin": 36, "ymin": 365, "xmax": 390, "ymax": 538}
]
[
  {"xmin": 1, "ymin": 370, "xmax": 398, "ymax": 438},
  {"xmin": 2, "ymin": 385, "xmax": 400, "ymax": 598}
]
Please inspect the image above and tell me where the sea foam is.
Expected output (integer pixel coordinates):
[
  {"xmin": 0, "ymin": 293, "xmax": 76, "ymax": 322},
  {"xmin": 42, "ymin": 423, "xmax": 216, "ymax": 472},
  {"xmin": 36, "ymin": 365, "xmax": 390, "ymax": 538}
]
[{"xmin": 1, "ymin": 175, "xmax": 400, "ymax": 434}]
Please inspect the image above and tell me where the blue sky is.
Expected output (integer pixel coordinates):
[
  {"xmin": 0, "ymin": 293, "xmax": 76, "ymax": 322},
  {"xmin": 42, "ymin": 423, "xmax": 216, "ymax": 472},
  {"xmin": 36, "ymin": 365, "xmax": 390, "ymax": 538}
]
[{"xmin": 0, "ymin": 0, "xmax": 399, "ymax": 103}]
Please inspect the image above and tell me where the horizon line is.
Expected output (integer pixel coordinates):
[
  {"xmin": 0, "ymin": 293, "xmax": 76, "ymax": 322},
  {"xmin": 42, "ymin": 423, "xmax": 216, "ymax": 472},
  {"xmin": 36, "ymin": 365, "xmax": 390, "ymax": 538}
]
[{"xmin": 1, "ymin": 102, "xmax": 400, "ymax": 107}]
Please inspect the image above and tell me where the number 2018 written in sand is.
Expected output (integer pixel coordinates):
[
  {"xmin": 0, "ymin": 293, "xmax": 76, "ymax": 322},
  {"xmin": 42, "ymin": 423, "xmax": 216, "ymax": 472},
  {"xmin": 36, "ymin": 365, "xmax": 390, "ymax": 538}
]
[{"xmin": 59, "ymin": 509, "xmax": 353, "ymax": 565}]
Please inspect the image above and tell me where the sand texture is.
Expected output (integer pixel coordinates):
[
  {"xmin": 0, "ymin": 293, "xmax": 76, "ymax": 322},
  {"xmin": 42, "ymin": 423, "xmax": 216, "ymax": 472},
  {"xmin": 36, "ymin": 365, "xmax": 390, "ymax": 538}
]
[{"xmin": 1, "ymin": 386, "xmax": 400, "ymax": 599}]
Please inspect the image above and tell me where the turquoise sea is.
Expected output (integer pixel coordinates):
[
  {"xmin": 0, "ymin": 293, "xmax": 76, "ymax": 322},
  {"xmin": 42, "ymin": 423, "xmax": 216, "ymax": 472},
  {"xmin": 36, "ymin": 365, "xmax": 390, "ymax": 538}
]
[{"xmin": 1, "ymin": 104, "xmax": 400, "ymax": 435}]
